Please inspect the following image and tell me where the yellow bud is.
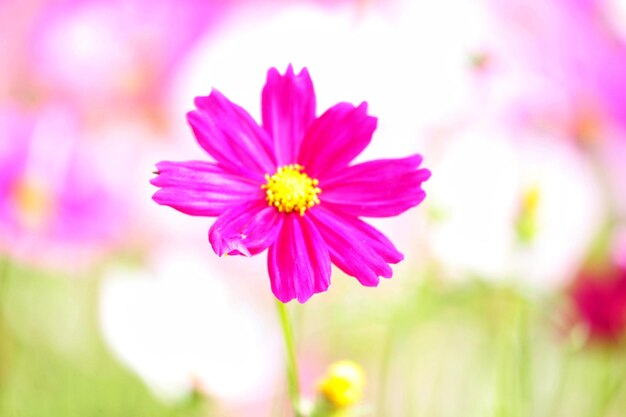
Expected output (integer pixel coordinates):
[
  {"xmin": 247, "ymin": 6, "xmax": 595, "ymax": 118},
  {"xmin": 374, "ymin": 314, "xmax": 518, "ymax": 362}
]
[
  {"xmin": 516, "ymin": 185, "xmax": 541, "ymax": 244},
  {"xmin": 522, "ymin": 185, "xmax": 540, "ymax": 216},
  {"xmin": 317, "ymin": 361, "xmax": 365, "ymax": 408}
]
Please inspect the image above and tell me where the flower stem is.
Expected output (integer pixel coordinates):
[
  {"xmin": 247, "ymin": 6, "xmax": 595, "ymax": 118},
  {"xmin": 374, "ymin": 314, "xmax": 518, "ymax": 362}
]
[
  {"xmin": 0, "ymin": 257, "xmax": 12, "ymax": 389},
  {"xmin": 543, "ymin": 344, "xmax": 573, "ymax": 417},
  {"xmin": 376, "ymin": 320, "xmax": 398, "ymax": 417},
  {"xmin": 494, "ymin": 290, "xmax": 530, "ymax": 417},
  {"xmin": 275, "ymin": 300, "xmax": 302, "ymax": 417},
  {"xmin": 588, "ymin": 349, "xmax": 624, "ymax": 417}
]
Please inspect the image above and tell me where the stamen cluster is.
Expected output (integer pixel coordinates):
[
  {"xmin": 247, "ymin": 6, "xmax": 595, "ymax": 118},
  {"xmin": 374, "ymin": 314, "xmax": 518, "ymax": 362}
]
[{"xmin": 262, "ymin": 164, "xmax": 321, "ymax": 215}]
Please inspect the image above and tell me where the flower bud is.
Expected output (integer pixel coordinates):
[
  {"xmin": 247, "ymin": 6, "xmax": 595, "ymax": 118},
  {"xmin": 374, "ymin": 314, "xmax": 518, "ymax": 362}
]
[{"xmin": 317, "ymin": 360, "xmax": 365, "ymax": 409}]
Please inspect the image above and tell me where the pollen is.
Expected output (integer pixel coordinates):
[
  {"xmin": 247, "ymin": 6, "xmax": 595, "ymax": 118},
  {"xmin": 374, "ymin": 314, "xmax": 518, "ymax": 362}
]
[{"xmin": 262, "ymin": 164, "xmax": 321, "ymax": 215}]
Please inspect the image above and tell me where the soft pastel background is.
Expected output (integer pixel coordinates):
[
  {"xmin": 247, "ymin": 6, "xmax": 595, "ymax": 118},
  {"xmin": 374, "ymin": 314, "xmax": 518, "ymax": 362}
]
[{"xmin": 1, "ymin": 0, "xmax": 626, "ymax": 416}]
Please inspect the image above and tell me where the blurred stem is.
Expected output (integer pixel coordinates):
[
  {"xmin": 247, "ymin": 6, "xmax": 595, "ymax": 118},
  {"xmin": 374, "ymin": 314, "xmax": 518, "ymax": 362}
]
[
  {"xmin": 377, "ymin": 294, "xmax": 419, "ymax": 417},
  {"xmin": 517, "ymin": 296, "xmax": 531, "ymax": 417},
  {"xmin": 494, "ymin": 304, "xmax": 512, "ymax": 417},
  {"xmin": 0, "ymin": 256, "xmax": 10, "ymax": 295},
  {"xmin": 544, "ymin": 346, "xmax": 574, "ymax": 417},
  {"xmin": 588, "ymin": 349, "xmax": 624, "ymax": 417},
  {"xmin": 0, "ymin": 257, "xmax": 12, "ymax": 390},
  {"xmin": 376, "ymin": 319, "xmax": 398, "ymax": 417},
  {"xmin": 275, "ymin": 300, "xmax": 302, "ymax": 417},
  {"xmin": 495, "ymin": 291, "xmax": 530, "ymax": 417},
  {"xmin": 377, "ymin": 278, "xmax": 437, "ymax": 417}
]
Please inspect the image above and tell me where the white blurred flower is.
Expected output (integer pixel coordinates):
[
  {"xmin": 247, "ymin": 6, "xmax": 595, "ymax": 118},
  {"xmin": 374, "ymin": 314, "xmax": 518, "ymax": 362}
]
[
  {"xmin": 603, "ymin": 0, "xmax": 626, "ymax": 42},
  {"xmin": 427, "ymin": 127, "xmax": 603, "ymax": 287},
  {"xmin": 99, "ymin": 250, "xmax": 280, "ymax": 403},
  {"xmin": 599, "ymin": 133, "xmax": 626, "ymax": 217},
  {"xmin": 171, "ymin": 1, "xmax": 494, "ymax": 159}
]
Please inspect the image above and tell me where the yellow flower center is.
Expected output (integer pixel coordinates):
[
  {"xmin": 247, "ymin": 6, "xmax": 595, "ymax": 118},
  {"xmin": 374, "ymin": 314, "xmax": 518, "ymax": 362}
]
[{"xmin": 262, "ymin": 164, "xmax": 321, "ymax": 215}]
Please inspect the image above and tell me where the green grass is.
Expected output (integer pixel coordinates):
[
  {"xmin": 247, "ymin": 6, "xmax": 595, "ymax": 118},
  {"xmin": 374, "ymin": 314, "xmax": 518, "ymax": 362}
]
[{"xmin": 0, "ymin": 261, "xmax": 209, "ymax": 417}]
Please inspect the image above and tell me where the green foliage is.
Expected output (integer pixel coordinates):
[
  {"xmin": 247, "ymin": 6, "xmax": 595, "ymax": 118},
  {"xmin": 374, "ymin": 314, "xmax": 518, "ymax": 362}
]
[{"xmin": 0, "ymin": 263, "xmax": 208, "ymax": 417}]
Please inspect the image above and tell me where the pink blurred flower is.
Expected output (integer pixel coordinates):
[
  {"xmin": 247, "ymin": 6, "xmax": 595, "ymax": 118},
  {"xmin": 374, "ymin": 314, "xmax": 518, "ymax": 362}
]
[
  {"xmin": 571, "ymin": 265, "xmax": 626, "ymax": 343},
  {"xmin": 0, "ymin": 0, "xmax": 39, "ymax": 99},
  {"xmin": 486, "ymin": 0, "xmax": 626, "ymax": 139},
  {"xmin": 0, "ymin": 106, "xmax": 125, "ymax": 268},
  {"xmin": 151, "ymin": 66, "xmax": 430, "ymax": 303},
  {"xmin": 27, "ymin": 0, "xmax": 229, "ymax": 108}
]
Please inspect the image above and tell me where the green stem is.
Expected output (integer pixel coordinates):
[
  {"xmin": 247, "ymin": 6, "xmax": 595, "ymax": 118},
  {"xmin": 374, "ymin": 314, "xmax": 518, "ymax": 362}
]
[
  {"xmin": 494, "ymin": 291, "xmax": 530, "ymax": 417},
  {"xmin": 0, "ymin": 257, "xmax": 12, "ymax": 391},
  {"xmin": 0, "ymin": 256, "xmax": 10, "ymax": 295},
  {"xmin": 588, "ymin": 349, "xmax": 625, "ymax": 417},
  {"xmin": 376, "ymin": 321, "xmax": 397, "ymax": 417},
  {"xmin": 515, "ymin": 296, "xmax": 531, "ymax": 417},
  {"xmin": 544, "ymin": 345, "xmax": 573, "ymax": 417},
  {"xmin": 275, "ymin": 300, "xmax": 302, "ymax": 417},
  {"xmin": 494, "ymin": 315, "xmax": 509, "ymax": 417}
]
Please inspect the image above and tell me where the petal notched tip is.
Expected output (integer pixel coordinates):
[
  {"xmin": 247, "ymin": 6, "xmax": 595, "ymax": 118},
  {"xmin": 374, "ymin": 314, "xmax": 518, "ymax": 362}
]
[
  {"xmin": 355, "ymin": 106, "xmax": 378, "ymax": 138},
  {"xmin": 151, "ymin": 189, "xmax": 165, "ymax": 205},
  {"xmin": 150, "ymin": 161, "xmax": 171, "ymax": 186},
  {"xmin": 266, "ymin": 67, "xmax": 281, "ymax": 83},
  {"xmin": 273, "ymin": 288, "xmax": 314, "ymax": 304},
  {"xmin": 192, "ymin": 88, "xmax": 224, "ymax": 110},
  {"xmin": 269, "ymin": 64, "xmax": 310, "ymax": 79},
  {"xmin": 273, "ymin": 282, "xmax": 329, "ymax": 304},
  {"xmin": 418, "ymin": 167, "xmax": 432, "ymax": 182},
  {"xmin": 209, "ymin": 203, "xmax": 283, "ymax": 259},
  {"xmin": 210, "ymin": 234, "xmax": 253, "ymax": 257},
  {"xmin": 209, "ymin": 223, "xmax": 254, "ymax": 257},
  {"xmin": 265, "ymin": 65, "xmax": 314, "ymax": 91}
]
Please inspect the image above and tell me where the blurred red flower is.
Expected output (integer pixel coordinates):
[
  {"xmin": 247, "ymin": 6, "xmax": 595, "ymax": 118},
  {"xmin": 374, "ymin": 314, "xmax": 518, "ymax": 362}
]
[{"xmin": 571, "ymin": 265, "xmax": 626, "ymax": 343}]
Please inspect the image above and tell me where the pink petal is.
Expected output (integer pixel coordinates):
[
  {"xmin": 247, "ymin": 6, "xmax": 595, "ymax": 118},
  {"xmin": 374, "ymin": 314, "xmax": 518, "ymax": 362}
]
[
  {"xmin": 262, "ymin": 65, "xmax": 316, "ymax": 165},
  {"xmin": 319, "ymin": 155, "xmax": 431, "ymax": 217},
  {"xmin": 151, "ymin": 161, "xmax": 263, "ymax": 217},
  {"xmin": 268, "ymin": 214, "xmax": 331, "ymax": 303},
  {"xmin": 310, "ymin": 207, "xmax": 403, "ymax": 287},
  {"xmin": 209, "ymin": 200, "xmax": 283, "ymax": 257},
  {"xmin": 297, "ymin": 102, "xmax": 377, "ymax": 180},
  {"xmin": 188, "ymin": 89, "xmax": 276, "ymax": 182}
]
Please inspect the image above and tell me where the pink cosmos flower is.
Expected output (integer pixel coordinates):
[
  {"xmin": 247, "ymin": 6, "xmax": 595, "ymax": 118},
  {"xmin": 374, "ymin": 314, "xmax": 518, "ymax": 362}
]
[
  {"xmin": 486, "ymin": 0, "xmax": 626, "ymax": 138},
  {"xmin": 0, "ymin": 105, "xmax": 125, "ymax": 268},
  {"xmin": 151, "ymin": 66, "xmax": 430, "ymax": 303},
  {"xmin": 28, "ymin": 0, "xmax": 229, "ymax": 108}
]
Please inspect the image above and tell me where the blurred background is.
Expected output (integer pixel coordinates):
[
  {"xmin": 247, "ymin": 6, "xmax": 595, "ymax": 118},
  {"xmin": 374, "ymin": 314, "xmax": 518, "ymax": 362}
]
[{"xmin": 1, "ymin": 0, "xmax": 626, "ymax": 416}]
